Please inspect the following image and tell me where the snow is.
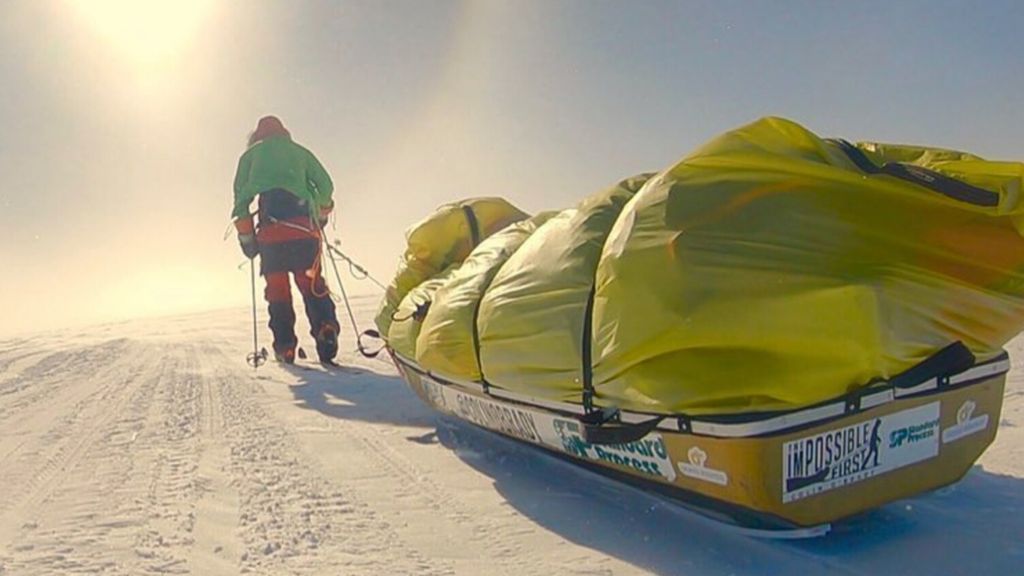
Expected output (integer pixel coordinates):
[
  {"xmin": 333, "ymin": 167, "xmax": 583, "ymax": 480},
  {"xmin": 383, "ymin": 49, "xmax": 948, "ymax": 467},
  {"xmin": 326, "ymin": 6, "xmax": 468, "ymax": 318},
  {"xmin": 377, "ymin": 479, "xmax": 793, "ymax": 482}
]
[{"xmin": 0, "ymin": 295, "xmax": 1021, "ymax": 575}]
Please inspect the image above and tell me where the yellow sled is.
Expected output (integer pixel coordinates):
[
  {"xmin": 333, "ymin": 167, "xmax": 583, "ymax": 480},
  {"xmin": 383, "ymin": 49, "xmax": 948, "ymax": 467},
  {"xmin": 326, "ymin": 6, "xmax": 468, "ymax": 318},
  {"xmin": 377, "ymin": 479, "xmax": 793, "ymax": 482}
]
[{"xmin": 374, "ymin": 117, "xmax": 1023, "ymax": 533}]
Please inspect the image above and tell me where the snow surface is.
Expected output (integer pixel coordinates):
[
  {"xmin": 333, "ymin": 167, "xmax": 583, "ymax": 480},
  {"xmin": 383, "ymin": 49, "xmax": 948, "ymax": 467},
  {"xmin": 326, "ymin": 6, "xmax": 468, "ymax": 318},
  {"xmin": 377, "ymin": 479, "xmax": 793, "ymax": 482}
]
[{"xmin": 0, "ymin": 294, "xmax": 1021, "ymax": 575}]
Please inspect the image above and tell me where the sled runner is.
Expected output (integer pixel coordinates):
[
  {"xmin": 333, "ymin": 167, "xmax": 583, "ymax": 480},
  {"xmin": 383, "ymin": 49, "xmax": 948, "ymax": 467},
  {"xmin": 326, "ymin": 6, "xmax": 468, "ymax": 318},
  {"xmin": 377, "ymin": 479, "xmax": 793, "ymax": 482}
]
[{"xmin": 389, "ymin": 344, "xmax": 1008, "ymax": 531}]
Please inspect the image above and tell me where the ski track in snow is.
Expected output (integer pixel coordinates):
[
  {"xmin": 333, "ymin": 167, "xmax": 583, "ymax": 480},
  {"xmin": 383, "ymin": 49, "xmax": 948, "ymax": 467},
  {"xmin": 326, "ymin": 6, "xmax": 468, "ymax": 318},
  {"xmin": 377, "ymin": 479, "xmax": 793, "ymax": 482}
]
[{"xmin": 0, "ymin": 297, "xmax": 1020, "ymax": 575}]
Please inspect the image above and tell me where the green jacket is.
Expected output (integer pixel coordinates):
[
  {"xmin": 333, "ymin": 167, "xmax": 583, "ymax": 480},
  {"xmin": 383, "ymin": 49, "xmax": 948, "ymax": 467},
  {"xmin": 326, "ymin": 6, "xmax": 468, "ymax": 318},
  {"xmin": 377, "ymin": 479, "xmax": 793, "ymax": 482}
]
[{"xmin": 232, "ymin": 135, "xmax": 334, "ymax": 219}]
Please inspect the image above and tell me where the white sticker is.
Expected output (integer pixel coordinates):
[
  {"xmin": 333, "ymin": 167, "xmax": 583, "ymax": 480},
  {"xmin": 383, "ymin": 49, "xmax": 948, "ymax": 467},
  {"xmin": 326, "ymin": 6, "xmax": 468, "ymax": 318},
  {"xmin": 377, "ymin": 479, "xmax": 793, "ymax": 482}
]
[
  {"xmin": 942, "ymin": 400, "xmax": 989, "ymax": 444},
  {"xmin": 782, "ymin": 402, "xmax": 940, "ymax": 503},
  {"xmin": 547, "ymin": 418, "xmax": 677, "ymax": 482},
  {"xmin": 422, "ymin": 377, "xmax": 542, "ymax": 444},
  {"xmin": 422, "ymin": 377, "xmax": 678, "ymax": 483},
  {"xmin": 678, "ymin": 446, "xmax": 729, "ymax": 486}
]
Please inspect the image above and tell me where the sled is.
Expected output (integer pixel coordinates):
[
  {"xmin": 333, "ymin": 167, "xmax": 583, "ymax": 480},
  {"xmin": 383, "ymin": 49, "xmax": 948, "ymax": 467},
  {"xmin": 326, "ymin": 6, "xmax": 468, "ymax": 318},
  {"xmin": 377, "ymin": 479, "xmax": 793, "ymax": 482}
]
[
  {"xmin": 374, "ymin": 117, "xmax": 1022, "ymax": 535},
  {"xmin": 389, "ymin": 344, "xmax": 1009, "ymax": 534}
]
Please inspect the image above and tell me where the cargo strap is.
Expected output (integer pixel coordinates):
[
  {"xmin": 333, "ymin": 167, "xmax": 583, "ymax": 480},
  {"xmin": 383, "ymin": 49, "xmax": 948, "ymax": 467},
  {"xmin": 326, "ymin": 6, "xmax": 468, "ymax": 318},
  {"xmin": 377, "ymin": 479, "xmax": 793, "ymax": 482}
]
[
  {"xmin": 889, "ymin": 340, "xmax": 976, "ymax": 390},
  {"xmin": 470, "ymin": 290, "xmax": 488, "ymax": 390},
  {"xmin": 580, "ymin": 286, "xmax": 597, "ymax": 413},
  {"xmin": 829, "ymin": 138, "xmax": 1000, "ymax": 207},
  {"xmin": 575, "ymin": 285, "xmax": 668, "ymax": 445},
  {"xmin": 580, "ymin": 407, "xmax": 664, "ymax": 445},
  {"xmin": 461, "ymin": 205, "xmax": 482, "ymax": 247}
]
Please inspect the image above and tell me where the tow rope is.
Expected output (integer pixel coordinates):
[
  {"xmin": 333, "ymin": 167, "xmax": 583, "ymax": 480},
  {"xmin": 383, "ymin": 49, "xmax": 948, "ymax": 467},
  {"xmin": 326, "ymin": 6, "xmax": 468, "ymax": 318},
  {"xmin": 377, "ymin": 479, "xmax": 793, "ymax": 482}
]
[
  {"xmin": 314, "ymin": 220, "xmax": 388, "ymax": 358},
  {"xmin": 249, "ymin": 213, "xmax": 389, "ymax": 360},
  {"xmin": 324, "ymin": 241, "xmax": 387, "ymax": 291}
]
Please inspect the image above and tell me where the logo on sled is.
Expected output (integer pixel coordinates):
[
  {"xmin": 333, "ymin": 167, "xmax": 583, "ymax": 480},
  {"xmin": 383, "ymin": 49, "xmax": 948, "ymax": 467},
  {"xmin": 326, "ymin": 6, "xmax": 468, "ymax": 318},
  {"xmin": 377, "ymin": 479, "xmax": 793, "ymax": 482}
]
[
  {"xmin": 942, "ymin": 399, "xmax": 989, "ymax": 444},
  {"xmin": 782, "ymin": 402, "xmax": 940, "ymax": 503},
  {"xmin": 678, "ymin": 446, "xmax": 729, "ymax": 486},
  {"xmin": 551, "ymin": 419, "xmax": 676, "ymax": 481},
  {"xmin": 421, "ymin": 377, "xmax": 541, "ymax": 443}
]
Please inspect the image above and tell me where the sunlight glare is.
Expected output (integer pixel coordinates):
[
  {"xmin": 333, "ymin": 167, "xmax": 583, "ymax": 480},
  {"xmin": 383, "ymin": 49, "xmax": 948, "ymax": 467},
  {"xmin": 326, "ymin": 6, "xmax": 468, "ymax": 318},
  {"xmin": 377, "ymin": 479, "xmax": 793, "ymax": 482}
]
[{"xmin": 67, "ymin": 0, "xmax": 216, "ymax": 66}]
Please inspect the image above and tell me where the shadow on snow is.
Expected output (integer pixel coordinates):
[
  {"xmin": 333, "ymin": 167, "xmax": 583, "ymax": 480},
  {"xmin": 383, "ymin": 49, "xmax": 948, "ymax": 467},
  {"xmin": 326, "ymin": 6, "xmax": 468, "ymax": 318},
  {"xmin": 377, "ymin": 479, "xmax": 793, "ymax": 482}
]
[
  {"xmin": 285, "ymin": 360, "xmax": 439, "ymax": 429},
  {"xmin": 285, "ymin": 363, "xmax": 1024, "ymax": 576}
]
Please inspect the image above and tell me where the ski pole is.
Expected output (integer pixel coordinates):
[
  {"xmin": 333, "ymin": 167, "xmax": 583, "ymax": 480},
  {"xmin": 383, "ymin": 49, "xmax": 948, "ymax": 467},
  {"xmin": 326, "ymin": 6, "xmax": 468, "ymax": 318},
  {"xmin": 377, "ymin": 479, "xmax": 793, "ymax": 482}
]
[{"xmin": 246, "ymin": 259, "xmax": 267, "ymax": 368}]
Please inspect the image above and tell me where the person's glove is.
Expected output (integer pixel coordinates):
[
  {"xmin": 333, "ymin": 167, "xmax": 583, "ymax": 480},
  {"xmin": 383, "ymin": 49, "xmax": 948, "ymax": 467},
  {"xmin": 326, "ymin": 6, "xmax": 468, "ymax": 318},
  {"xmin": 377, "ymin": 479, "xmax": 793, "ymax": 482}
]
[
  {"xmin": 234, "ymin": 216, "xmax": 258, "ymax": 259},
  {"xmin": 317, "ymin": 201, "xmax": 333, "ymax": 227},
  {"xmin": 239, "ymin": 233, "xmax": 259, "ymax": 259}
]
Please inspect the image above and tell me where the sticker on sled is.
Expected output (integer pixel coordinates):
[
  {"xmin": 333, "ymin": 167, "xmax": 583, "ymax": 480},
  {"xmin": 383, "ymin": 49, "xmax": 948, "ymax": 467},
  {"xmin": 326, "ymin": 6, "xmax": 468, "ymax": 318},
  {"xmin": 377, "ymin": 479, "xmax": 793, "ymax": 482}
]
[
  {"xmin": 546, "ymin": 418, "xmax": 677, "ymax": 482},
  {"xmin": 782, "ymin": 402, "xmax": 940, "ymax": 503}
]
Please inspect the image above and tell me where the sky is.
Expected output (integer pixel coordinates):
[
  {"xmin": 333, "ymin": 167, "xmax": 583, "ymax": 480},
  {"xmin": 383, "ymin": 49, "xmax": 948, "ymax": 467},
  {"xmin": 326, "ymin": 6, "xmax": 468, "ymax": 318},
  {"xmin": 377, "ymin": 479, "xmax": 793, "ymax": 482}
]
[{"xmin": 1, "ymin": 0, "xmax": 1022, "ymax": 337}]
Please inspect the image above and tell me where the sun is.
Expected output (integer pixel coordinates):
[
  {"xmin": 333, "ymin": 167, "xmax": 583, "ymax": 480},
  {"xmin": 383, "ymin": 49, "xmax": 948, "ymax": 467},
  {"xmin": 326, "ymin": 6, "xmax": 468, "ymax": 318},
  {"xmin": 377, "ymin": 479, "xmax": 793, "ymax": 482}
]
[{"xmin": 67, "ymin": 0, "xmax": 217, "ymax": 66}]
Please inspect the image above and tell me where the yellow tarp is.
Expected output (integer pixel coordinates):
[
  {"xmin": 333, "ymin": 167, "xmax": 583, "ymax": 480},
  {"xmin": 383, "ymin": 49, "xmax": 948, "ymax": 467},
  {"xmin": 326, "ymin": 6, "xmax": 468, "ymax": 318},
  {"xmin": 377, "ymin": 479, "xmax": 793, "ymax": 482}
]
[
  {"xmin": 592, "ymin": 117, "xmax": 1024, "ymax": 414},
  {"xmin": 415, "ymin": 213, "xmax": 557, "ymax": 380},
  {"xmin": 379, "ymin": 117, "xmax": 1024, "ymax": 415},
  {"xmin": 387, "ymin": 267, "xmax": 459, "ymax": 360},
  {"xmin": 478, "ymin": 175, "xmax": 653, "ymax": 399},
  {"xmin": 375, "ymin": 198, "xmax": 528, "ymax": 336}
]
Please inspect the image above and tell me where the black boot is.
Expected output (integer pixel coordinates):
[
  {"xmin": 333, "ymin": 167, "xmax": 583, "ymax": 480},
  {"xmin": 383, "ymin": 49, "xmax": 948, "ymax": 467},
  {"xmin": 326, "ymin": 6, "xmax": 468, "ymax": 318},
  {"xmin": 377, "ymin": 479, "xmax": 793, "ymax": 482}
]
[
  {"xmin": 302, "ymin": 292, "xmax": 339, "ymax": 363},
  {"xmin": 268, "ymin": 301, "xmax": 298, "ymax": 363},
  {"xmin": 315, "ymin": 323, "xmax": 339, "ymax": 364}
]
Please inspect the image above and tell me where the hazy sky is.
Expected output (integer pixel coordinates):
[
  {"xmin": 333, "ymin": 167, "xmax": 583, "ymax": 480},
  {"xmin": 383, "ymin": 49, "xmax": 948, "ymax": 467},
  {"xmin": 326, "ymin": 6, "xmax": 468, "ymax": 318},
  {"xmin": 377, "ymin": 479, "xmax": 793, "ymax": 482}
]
[{"xmin": 1, "ymin": 0, "xmax": 1022, "ymax": 337}]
